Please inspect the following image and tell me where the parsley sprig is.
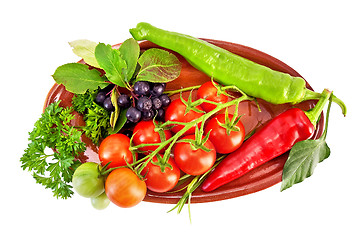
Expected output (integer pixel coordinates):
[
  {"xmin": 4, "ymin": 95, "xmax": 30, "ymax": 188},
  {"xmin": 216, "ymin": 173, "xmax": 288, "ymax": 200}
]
[
  {"xmin": 20, "ymin": 101, "xmax": 85, "ymax": 199},
  {"xmin": 72, "ymin": 90, "xmax": 111, "ymax": 145}
]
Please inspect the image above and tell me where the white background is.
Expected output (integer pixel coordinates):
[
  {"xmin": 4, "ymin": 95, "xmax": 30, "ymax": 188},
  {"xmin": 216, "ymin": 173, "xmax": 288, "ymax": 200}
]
[{"xmin": 1, "ymin": 0, "xmax": 360, "ymax": 239}]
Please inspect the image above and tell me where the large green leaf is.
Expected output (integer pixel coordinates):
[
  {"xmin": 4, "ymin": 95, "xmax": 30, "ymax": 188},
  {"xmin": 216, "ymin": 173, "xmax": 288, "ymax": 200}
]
[
  {"xmin": 281, "ymin": 138, "xmax": 330, "ymax": 191},
  {"xmin": 119, "ymin": 38, "xmax": 140, "ymax": 81},
  {"xmin": 136, "ymin": 48, "xmax": 181, "ymax": 83},
  {"xmin": 95, "ymin": 43, "xmax": 127, "ymax": 87},
  {"xmin": 69, "ymin": 39, "xmax": 100, "ymax": 68},
  {"xmin": 52, "ymin": 63, "xmax": 108, "ymax": 94}
]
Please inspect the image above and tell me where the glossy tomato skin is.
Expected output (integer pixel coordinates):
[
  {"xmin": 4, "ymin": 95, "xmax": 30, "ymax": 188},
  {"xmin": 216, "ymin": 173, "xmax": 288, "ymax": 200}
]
[
  {"xmin": 173, "ymin": 135, "xmax": 216, "ymax": 175},
  {"xmin": 98, "ymin": 134, "xmax": 135, "ymax": 169},
  {"xmin": 205, "ymin": 114, "xmax": 245, "ymax": 154},
  {"xmin": 165, "ymin": 98, "xmax": 204, "ymax": 135},
  {"xmin": 105, "ymin": 168, "xmax": 147, "ymax": 208},
  {"xmin": 141, "ymin": 155, "xmax": 180, "ymax": 193},
  {"xmin": 133, "ymin": 120, "xmax": 172, "ymax": 153},
  {"xmin": 196, "ymin": 81, "xmax": 228, "ymax": 112}
]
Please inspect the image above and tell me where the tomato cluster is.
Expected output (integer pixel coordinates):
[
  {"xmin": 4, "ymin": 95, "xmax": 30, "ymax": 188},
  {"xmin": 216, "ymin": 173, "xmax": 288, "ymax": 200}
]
[{"xmin": 73, "ymin": 81, "xmax": 246, "ymax": 210}]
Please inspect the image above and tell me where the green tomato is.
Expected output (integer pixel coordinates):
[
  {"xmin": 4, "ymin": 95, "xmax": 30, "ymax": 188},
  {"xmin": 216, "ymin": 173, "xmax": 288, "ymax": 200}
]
[
  {"xmin": 91, "ymin": 192, "xmax": 110, "ymax": 210},
  {"xmin": 72, "ymin": 162, "xmax": 105, "ymax": 198}
]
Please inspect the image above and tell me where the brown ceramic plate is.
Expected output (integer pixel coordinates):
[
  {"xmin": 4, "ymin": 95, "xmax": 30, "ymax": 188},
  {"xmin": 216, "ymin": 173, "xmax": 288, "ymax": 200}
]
[{"xmin": 44, "ymin": 39, "xmax": 323, "ymax": 204}]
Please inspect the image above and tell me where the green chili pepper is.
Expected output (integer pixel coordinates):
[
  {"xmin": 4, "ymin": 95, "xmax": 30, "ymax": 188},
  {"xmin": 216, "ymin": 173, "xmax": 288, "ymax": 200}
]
[{"xmin": 130, "ymin": 22, "xmax": 346, "ymax": 115}]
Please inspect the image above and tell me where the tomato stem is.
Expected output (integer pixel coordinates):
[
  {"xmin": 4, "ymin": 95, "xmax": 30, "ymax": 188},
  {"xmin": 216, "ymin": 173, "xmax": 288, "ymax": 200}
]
[
  {"xmin": 129, "ymin": 93, "xmax": 254, "ymax": 171},
  {"xmin": 164, "ymin": 85, "xmax": 201, "ymax": 96}
]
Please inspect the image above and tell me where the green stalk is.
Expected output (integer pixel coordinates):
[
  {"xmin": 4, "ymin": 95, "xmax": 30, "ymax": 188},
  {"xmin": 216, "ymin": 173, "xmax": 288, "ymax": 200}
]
[
  {"xmin": 304, "ymin": 89, "xmax": 332, "ymax": 127},
  {"xmin": 130, "ymin": 94, "xmax": 253, "ymax": 169},
  {"xmin": 164, "ymin": 85, "xmax": 201, "ymax": 96},
  {"xmin": 304, "ymin": 89, "xmax": 346, "ymax": 116}
]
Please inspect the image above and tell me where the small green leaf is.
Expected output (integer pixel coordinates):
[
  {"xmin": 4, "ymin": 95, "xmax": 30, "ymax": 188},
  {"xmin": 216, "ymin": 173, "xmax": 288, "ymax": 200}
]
[
  {"xmin": 69, "ymin": 39, "xmax": 100, "ymax": 68},
  {"xmin": 281, "ymin": 138, "xmax": 331, "ymax": 191},
  {"xmin": 136, "ymin": 48, "xmax": 181, "ymax": 83},
  {"xmin": 95, "ymin": 43, "xmax": 128, "ymax": 88},
  {"xmin": 119, "ymin": 38, "xmax": 140, "ymax": 81},
  {"xmin": 108, "ymin": 109, "xmax": 127, "ymax": 135},
  {"xmin": 109, "ymin": 88, "xmax": 120, "ymax": 129},
  {"xmin": 52, "ymin": 63, "xmax": 108, "ymax": 94}
]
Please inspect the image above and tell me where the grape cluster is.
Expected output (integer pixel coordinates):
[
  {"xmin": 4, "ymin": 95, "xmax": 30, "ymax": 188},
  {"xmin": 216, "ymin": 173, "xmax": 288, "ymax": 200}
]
[{"xmin": 95, "ymin": 81, "xmax": 171, "ymax": 124}]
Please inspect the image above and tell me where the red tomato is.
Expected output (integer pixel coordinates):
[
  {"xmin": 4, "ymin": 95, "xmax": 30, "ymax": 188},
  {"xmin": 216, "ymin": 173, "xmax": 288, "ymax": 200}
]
[
  {"xmin": 141, "ymin": 155, "xmax": 180, "ymax": 193},
  {"xmin": 98, "ymin": 134, "xmax": 135, "ymax": 168},
  {"xmin": 105, "ymin": 168, "xmax": 147, "ymax": 208},
  {"xmin": 205, "ymin": 114, "xmax": 245, "ymax": 154},
  {"xmin": 196, "ymin": 81, "xmax": 228, "ymax": 112},
  {"xmin": 165, "ymin": 98, "xmax": 204, "ymax": 135},
  {"xmin": 133, "ymin": 120, "xmax": 172, "ymax": 153},
  {"xmin": 173, "ymin": 135, "xmax": 216, "ymax": 175}
]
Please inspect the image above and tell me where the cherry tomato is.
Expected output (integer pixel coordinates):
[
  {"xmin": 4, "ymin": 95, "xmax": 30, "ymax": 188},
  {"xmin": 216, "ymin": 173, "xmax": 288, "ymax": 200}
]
[
  {"xmin": 72, "ymin": 162, "xmax": 105, "ymax": 198},
  {"xmin": 98, "ymin": 134, "xmax": 135, "ymax": 168},
  {"xmin": 133, "ymin": 120, "xmax": 172, "ymax": 153},
  {"xmin": 141, "ymin": 155, "xmax": 180, "ymax": 193},
  {"xmin": 91, "ymin": 192, "xmax": 110, "ymax": 210},
  {"xmin": 173, "ymin": 135, "xmax": 216, "ymax": 175},
  {"xmin": 196, "ymin": 81, "xmax": 228, "ymax": 112},
  {"xmin": 205, "ymin": 114, "xmax": 246, "ymax": 154},
  {"xmin": 105, "ymin": 168, "xmax": 147, "ymax": 208},
  {"xmin": 165, "ymin": 98, "xmax": 204, "ymax": 135}
]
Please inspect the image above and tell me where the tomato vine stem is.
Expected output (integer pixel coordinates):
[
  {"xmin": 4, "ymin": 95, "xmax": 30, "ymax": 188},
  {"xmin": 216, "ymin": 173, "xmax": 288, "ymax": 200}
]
[{"xmin": 129, "ymin": 93, "xmax": 254, "ymax": 171}]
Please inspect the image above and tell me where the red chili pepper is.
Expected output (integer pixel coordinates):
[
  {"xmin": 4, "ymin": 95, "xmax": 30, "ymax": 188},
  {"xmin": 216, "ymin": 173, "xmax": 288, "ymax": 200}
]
[{"xmin": 201, "ymin": 90, "xmax": 331, "ymax": 192}]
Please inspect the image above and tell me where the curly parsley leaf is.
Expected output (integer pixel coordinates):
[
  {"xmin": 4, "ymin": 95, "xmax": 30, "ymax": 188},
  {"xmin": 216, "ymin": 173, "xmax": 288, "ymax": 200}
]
[
  {"xmin": 72, "ymin": 90, "xmax": 111, "ymax": 145},
  {"xmin": 20, "ymin": 101, "xmax": 86, "ymax": 199}
]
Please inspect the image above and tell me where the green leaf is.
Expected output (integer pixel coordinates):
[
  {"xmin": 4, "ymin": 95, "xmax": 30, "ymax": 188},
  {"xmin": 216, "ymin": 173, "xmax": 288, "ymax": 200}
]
[
  {"xmin": 52, "ymin": 63, "xmax": 108, "ymax": 94},
  {"xmin": 119, "ymin": 38, "xmax": 140, "ymax": 81},
  {"xmin": 69, "ymin": 39, "xmax": 101, "ymax": 68},
  {"xmin": 136, "ymin": 48, "xmax": 181, "ymax": 83},
  {"xmin": 108, "ymin": 108, "xmax": 127, "ymax": 135},
  {"xmin": 95, "ymin": 43, "xmax": 128, "ymax": 88},
  {"xmin": 280, "ymin": 138, "xmax": 331, "ymax": 191},
  {"xmin": 109, "ymin": 88, "xmax": 120, "ymax": 129}
]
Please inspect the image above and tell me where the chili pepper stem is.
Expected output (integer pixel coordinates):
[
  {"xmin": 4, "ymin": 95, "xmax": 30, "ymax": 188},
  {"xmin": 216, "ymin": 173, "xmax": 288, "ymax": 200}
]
[
  {"xmin": 304, "ymin": 89, "xmax": 332, "ymax": 127},
  {"xmin": 303, "ymin": 89, "xmax": 346, "ymax": 116}
]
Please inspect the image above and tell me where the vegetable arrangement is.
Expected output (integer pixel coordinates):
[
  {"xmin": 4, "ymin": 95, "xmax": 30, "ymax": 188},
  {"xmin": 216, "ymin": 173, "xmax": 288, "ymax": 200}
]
[{"xmin": 21, "ymin": 22, "xmax": 346, "ymax": 217}]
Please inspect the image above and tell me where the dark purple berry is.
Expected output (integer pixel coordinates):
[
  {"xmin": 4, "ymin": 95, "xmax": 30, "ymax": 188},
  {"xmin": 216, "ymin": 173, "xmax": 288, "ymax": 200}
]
[
  {"xmin": 134, "ymin": 81, "xmax": 150, "ymax": 96},
  {"xmin": 142, "ymin": 109, "xmax": 155, "ymax": 121},
  {"xmin": 155, "ymin": 108, "xmax": 165, "ymax": 121},
  {"xmin": 117, "ymin": 94, "xmax": 131, "ymax": 108},
  {"xmin": 151, "ymin": 83, "xmax": 166, "ymax": 97},
  {"xmin": 159, "ymin": 94, "xmax": 171, "ymax": 107},
  {"xmin": 103, "ymin": 97, "xmax": 115, "ymax": 111},
  {"xmin": 126, "ymin": 107, "xmax": 142, "ymax": 123},
  {"xmin": 95, "ymin": 91, "xmax": 106, "ymax": 105},
  {"xmin": 136, "ymin": 96, "xmax": 152, "ymax": 112},
  {"xmin": 123, "ymin": 119, "xmax": 135, "ymax": 129},
  {"xmin": 152, "ymin": 97, "xmax": 162, "ymax": 110}
]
